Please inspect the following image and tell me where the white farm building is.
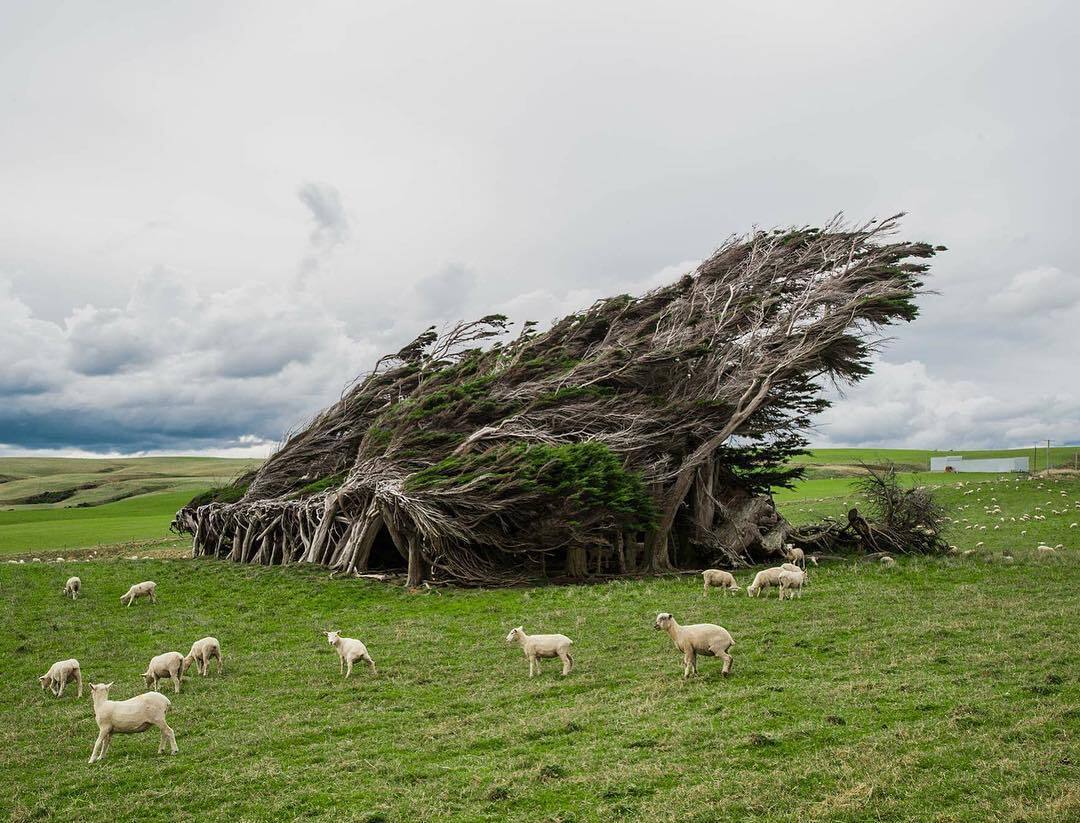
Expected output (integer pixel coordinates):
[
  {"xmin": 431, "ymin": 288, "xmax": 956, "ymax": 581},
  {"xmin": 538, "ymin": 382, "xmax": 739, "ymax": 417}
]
[{"xmin": 929, "ymin": 455, "xmax": 1029, "ymax": 473}]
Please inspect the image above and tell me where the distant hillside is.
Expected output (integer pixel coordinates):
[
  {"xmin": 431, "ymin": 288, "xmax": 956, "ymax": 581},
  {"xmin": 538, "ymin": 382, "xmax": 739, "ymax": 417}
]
[
  {"xmin": 793, "ymin": 447, "xmax": 1079, "ymax": 479},
  {"xmin": 0, "ymin": 457, "xmax": 263, "ymax": 510}
]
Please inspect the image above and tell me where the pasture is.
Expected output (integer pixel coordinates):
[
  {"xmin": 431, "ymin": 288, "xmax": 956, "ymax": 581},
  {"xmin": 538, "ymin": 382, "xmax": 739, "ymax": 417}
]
[
  {"xmin": 1, "ymin": 462, "xmax": 1078, "ymax": 821},
  {"xmin": 0, "ymin": 458, "xmax": 259, "ymax": 557}
]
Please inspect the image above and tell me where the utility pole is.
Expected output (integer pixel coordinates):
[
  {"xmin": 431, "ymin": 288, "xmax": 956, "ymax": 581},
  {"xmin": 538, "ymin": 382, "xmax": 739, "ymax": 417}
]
[{"xmin": 1046, "ymin": 440, "xmax": 1052, "ymax": 472}]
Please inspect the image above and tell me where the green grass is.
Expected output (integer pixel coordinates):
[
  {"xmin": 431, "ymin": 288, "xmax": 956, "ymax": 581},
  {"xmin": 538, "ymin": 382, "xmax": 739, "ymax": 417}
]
[
  {"xmin": 2, "ymin": 469, "xmax": 1078, "ymax": 821},
  {"xmin": 0, "ymin": 457, "xmax": 262, "ymax": 509},
  {"xmin": 2, "ymin": 552, "xmax": 1078, "ymax": 821},
  {"xmin": 0, "ymin": 458, "xmax": 261, "ymax": 556}
]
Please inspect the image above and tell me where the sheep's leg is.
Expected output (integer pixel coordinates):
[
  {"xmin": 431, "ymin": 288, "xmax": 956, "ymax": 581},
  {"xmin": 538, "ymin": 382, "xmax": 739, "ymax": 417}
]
[
  {"xmin": 89, "ymin": 731, "xmax": 106, "ymax": 763},
  {"xmin": 75, "ymin": 669, "xmax": 83, "ymax": 698},
  {"xmin": 217, "ymin": 652, "xmax": 224, "ymax": 675},
  {"xmin": 154, "ymin": 719, "xmax": 177, "ymax": 754},
  {"xmin": 171, "ymin": 671, "xmax": 181, "ymax": 694},
  {"xmin": 560, "ymin": 651, "xmax": 573, "ymax": 676},
  {"xmin": 528, "ymin": 655, "xmax": 537, "ymax": 678},
  {"xmin": 703, "ymin": 581, "xmax": 710, "ymax": 596},
  {"xmin": 339, "ymin": 654, "xmax": 344, "ymax": 675},
  {"xmin": 150, "ymin": 591, "xmax": 157, "ymax": 604},
  {"xmin": 345, "ymin": 658, "xmax": 353, "ymax": 678},
  {"xmin": 98, "ymin": 731, "xmax": 112, "ymax": 761},
  {"xmin": 683, "ymin": 651, "xmax": 695, "ymax": 678}
]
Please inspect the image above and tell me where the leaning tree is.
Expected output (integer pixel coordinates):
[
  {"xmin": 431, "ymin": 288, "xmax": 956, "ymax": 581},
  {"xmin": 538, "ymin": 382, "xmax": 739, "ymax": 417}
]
[{"xmin": 174, "ymin": 215, "xmax": 941, "ymax": 585}]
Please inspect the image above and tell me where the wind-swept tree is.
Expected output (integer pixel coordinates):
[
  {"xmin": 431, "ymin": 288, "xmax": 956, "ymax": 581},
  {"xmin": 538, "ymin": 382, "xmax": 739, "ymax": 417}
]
[{"xmin": 175, "ymin": 215, "xmax": 940, "ymax": 585}]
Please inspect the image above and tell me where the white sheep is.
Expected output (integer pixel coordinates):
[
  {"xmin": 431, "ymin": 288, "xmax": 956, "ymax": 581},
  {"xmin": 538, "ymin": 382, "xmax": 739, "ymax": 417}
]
[
  {"xmin": 783, "ymin": 543, "xmax": 806, "ymax": 569},
  {"xmin": 63, "ymin": 576, "xmax": 81, "ymax": 600},
  {"xmin": 39, "ymin": 658, "xmax": 82, "ymax": 698},
  {"xmin": 778, "ymin": 568, "xmax": 806, "ymax": 600},
  {"xmin": 323, "ymin": 630, "xmax": 377, "ymax": 677},
  {"xmin": 120, "ymin": 580, "xmax": 156, "ymax": 606},
  {"xmin": 182, "ymin": 637, "xmax": 223, "ymax": 677},
  {"xmin": 505, "ymin": 627, "xmax": 574, "ymax": 677},
  {"xmin": 87, "ymin": 682, "xmax": 177, "ymax": 763},
  {"xmin": 746, "ymin": 567, "xmax": 784, "ymax": 597},
  {"xmin": 142, "ymin": 652, "xmax": 185, "ymax": 694},
  {"xmin": 880, "ymin": 555, "xmax": 897, "ymax": 568},
  {"xmin": 653, "ymin": 612, "xmax": 734, "ymax": 678},
  {"xmin": 701, "ymin": 569, "xmax": 740, "ymax": 596}
]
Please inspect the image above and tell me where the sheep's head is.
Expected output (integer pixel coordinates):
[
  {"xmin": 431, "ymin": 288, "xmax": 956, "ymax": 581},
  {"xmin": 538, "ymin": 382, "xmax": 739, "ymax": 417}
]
[
  {"xmin": 89, "ymin": 682, "xmax": 113, "ymax": 698},
  {"xmin": 38, "ymin": 674, "xmax": 50, "ymax": 690},
  {"xmin": 654, "ymin": 613, "xmax": 674, "ymax": 631},
  {"xmin": 505, "ymin": 627, "xmax": 523, "ymax": 644},
  {"xmin": 142, "ymin": 671, "xmax": 155, "ymax": 687},
  {"xmin": 181, "ymin": 655, "xmax": 194, "ymax": 674},
  {"xmin": 323, "ymin": 630, "xmax": 340, "ymax": 645},
  {"xmin": 729, "ymin": 583, "xmax": 742, "ymax": 591}
]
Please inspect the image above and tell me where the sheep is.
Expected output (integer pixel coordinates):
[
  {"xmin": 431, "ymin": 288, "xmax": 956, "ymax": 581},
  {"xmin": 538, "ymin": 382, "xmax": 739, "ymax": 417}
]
[
  {"xmin": 778, "ymin": 568, "xmax": 805, "ymax": 600},
  {"xmin": 63, "ymin": 576, "xmax": 81, "ymax": 600},
  {"xmin": 783, "ymin": 543, "xmax": 806, "ymax": 569},
  {"xmin": 120, "ymin": 580, "xmax": 156, "ymax": 607},
  {"xmin": 746, "ymin": 567, "xmax": 784, "ymax": 597},
  {"xmin": 182, "ymin": 637, "xmax": 223, "ymax": 677},
  {"xmin": 39, "ymin": 658, "xmax": 82, "ymax": 698},
  {"xmin": 142, "ymin": 652, "xmax": 185, "ymax": 694},
  {"xmin": 323, "ymin": 630, "xmax": 376, "ymax": 678},
  {"xmin": 87, "ymin": 682, "xmax": 177, "ymax": 763},
  {"xmin": 505, "ymin": 627, "xmax": 574, "ymax": 677},
  {"xmin": 880, "ymin": 555, "xmax": 897, "ymax": 567},
  {"xmin": 653, "ymin": 612, "xmax": 734, "ymax": 678},
  {"xmin": 1037, "ymin": 545, "xmax": 1055, "ymax": 555},
  {"xmin": 701, "ymin": 569, "xmax": 740, "ymax": 596}
]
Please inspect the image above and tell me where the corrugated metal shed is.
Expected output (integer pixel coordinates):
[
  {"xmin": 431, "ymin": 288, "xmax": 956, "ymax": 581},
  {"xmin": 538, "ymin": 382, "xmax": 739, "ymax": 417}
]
[{"xmin": 929, "ymin": 456, "xmax": 1029, "ymax": 473}]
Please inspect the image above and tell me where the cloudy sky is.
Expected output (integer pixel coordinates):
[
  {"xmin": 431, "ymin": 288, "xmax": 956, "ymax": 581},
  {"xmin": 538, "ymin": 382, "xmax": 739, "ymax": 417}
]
[{"xmin": 2, "ymin": 0, "xmax": 1077, "ymax": 456}]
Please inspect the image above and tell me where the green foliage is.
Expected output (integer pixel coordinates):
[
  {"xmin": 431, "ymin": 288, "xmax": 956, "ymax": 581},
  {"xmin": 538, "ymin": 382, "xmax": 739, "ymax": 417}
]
[
  {"xmin": 407, "ymin": 442, "xmax": 657, "ymax": 531},
  {"xmin": 293, "ymin": 471, "xmax": 348, "ymax": 498},
  {"xmin": 187, "ymin": 471, "xmax": 256, "ymax": 508}
]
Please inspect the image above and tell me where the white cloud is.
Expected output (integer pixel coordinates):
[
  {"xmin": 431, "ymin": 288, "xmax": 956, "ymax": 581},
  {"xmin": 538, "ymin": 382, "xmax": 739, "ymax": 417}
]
[{"xmin": 986, "ymin": 266, "xmax": 1080, "ymax": 316}]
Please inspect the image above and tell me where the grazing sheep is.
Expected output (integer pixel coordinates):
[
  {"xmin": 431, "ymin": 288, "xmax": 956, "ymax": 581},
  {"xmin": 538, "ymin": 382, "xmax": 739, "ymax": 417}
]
[
  {"xmin": 142, "ymin": 652, "xmax": 184, "ymax": 694},
  {"xmin": 87, "ymin": 682, "xmax": 177, "ymax": 763},
  {"xmin": 505, "ymin": 627, "xmax": 574, "ymax": 677},
  {"xmin": 778, "ymin": 568, "xmax": 805, "ymax": 600},
  {"xmin": 783, "ymin": 543, "xmax": 806, "ymax": 569},
  {"xmin": 182, "ymin": 637, "xmax": 223, "ymax": 677},
  {"xmin": 653, "ymin": 613, "xmax": 734, "ymax": 678},
  {"xmin": 702, "ymin": 569, "xmax": 740, "ymax": 596},
  {"xmin": 880, "ymin": 555, "xmax": 897, "ymax": 567},
  {"xmin": 63, "ymin": 576, "xmax": 81, "ymax": 600},
  {"xmin": 746, "ymin": 567, "xmax": 784, "ymax": 597},
  {"xmin": 39, "ymin": 658, "xmax": 82, "ymax": 698},
  {"xmin": 120, "ymin": 581, "xmax": 156, "ymax": 607},
  {"xmin": 323, "ymin": 630, "xmax": 377, "ymax": 678},
  {"xmin": 1037, "ymin": 545, "xmax": 1055, "ymax": 555}
]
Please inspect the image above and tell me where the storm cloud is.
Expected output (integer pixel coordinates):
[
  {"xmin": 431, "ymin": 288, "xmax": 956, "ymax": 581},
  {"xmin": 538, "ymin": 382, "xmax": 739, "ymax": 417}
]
[{"xmin": 0, "ymin": 0, "xmax": 1077, "ymax": 454}]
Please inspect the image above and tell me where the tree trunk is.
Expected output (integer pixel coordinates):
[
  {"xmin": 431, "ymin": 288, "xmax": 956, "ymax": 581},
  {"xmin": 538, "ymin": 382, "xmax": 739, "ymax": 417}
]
[
  {"xmin": 406, "ymin": 533, "xmax": 425, "ymax": 588},
  {"xmin": 566, "ymin": 545, "xmax": 588, "ymax": 578}
]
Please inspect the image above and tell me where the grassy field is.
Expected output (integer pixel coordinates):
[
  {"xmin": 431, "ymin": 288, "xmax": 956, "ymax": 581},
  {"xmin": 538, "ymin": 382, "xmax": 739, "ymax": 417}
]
[
  {"xmin": 1, "ymin": 457, "xmax": 1078, "ymax": 821},
  {"xmin": 0, "ymin": 458, "xmax": 260, "ymax": 557}
]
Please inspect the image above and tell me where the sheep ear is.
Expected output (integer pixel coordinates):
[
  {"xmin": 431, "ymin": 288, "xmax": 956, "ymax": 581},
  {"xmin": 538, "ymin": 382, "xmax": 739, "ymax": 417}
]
[{"xmin": 104, "ymin": 682, "xmax": 113, "ymax": 689}]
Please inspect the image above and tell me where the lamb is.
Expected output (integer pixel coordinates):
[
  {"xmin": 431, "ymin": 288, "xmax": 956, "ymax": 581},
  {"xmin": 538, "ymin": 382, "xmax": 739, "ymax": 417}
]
[
  {"xmin": 505, "ymin": 627, "xmax": 574, "ymax": 677},
  {"xmin": 120, "ymin": 580, "xmax": 156, "ymax": 606},
  {"xmin": 653, "ymin": 613, "xmax": 734, "ymax": 678},
  {"xmin": 182, "ymin": 637, "xmax": 223, "ymax": 677},
  {"xmin": 63, "ymin": 576, "xmax": 81, "ymax": 600},
  {"xmin": 39, "ymin": 658, "xmax": 82, "ymax": 698},
  {"xmin": 746, "ymin": 567, "xmax": 785, "ymax": 597},
  {"xmin": 783, "ymin": 543, "xmax": 806, "ymax": 569},
  {"xmin": 142, "ymin": 652, "xmax": 185, "ymax": 694},
  {"xmin": 880, "ymin": 555, "xmax": 897, "ymax": 568},
  {"xmin": 323, "ymin": 630, "xmax": 377, "ymax": 677},
  {"xmin": 778, "ymin": 568, "xmax": 806, "ymax": 600},
  {"xmin": 701, "ymin": 569, "xmax": 740, "ymax": 596},
  {"xmin": 87, "ymin": 682, "xmax": 177, "ymax": 763}
]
